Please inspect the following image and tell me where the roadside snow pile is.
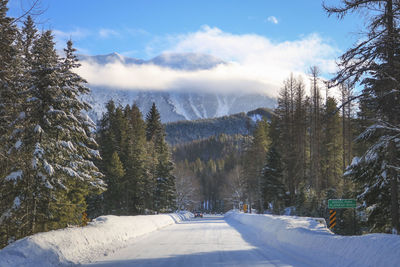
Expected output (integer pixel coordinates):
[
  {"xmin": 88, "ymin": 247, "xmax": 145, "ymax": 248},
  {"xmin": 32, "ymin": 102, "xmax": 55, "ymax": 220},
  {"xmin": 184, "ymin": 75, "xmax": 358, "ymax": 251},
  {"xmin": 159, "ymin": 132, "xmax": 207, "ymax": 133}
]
[
  {"xmin": 226, "ymin": 211, "xmax": 400, "ymax": 267},
  {"xmin": 0, "ymin": 212, "xmax": 192, "ymax": 266}
]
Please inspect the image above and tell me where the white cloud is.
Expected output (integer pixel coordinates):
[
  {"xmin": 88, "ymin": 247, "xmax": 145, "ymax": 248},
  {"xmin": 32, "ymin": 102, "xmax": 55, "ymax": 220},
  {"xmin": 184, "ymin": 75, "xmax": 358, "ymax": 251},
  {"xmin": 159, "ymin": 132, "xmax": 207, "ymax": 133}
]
[
  {"xmin": 99, "ymin": 28, "xmax": 120, "ymax": 39},
  {"xmin": 53, "ymin": 28, "xmax": 90, "ymax": 51},
  {"xmin": 76, "ymin": 26, "xmax": 340, "ymax": 97},
  {"xmin": 54, "ymin": 28, "xmax": 89, "ymax": 41},
  {"xmin": 267, "ymin": 16, "xmax": 279, "ymax": 24},
  {"xmin": 77, "ymin": 60, "xmax": 276, "ymax": 95}
]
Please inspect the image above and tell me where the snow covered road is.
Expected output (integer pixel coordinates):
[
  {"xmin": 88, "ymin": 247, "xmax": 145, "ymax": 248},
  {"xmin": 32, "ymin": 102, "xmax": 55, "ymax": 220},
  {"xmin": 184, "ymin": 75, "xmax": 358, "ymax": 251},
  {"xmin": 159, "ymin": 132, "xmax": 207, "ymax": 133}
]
[
  {"xmin": 83, "ymin": 215, "xmax": 318, "ymax": 267},
  {"xmin": 2, "ymin": 212, "xmax": 399, "ymax": 266}
]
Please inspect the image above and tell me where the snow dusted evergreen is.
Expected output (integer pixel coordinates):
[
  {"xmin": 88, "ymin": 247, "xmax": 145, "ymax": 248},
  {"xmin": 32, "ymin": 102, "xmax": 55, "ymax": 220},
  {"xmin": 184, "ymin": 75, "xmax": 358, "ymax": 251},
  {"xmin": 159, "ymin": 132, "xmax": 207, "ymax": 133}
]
[
  {"xmin": 0, "ymin": 6, "xmax": 105, "ymax": 247},
  {"xmin": 326, "ymin": 0, "xmax": 400, "ymax": 234}
]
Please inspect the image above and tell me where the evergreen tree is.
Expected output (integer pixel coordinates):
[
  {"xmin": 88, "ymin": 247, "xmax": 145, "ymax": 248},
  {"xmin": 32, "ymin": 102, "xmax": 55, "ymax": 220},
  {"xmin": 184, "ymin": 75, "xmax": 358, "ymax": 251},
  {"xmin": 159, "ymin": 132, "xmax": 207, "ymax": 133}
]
[
  {"xmin": 1, "ymin": 28, "xmax": 105, "ymax": 247},
  {"xmin": 262, "ymin": 145, "xmax": 286, "ymax": 214},
  {"xmin": 145, "ymin": 103, "xmax": 176, "ymax": 212},
  {"xmin": 0, "ymin": 1, "xmax": 25, "ymax": 246},
  {"xmin": 325, "ymin": 0, "xmax": 400, "ymax": 234},
  {"xmin": 96, "ymin": 101, "xmax": 126, "ymax": 214},
  {"xmin": 275, "ymin": 74, "xmax": 308, "ymax": 204},
  {"xmin": 95, "ymin": 101, "xmax": 176, "ymax": 214},
  {"xmin": 103, "ymin": 151, "xmax": 125, "ymax": 214},
  {"xmin": 0, "ymin": 13, "xmax": 45, "ymax": 246},
  {"xmin": 123, "ymin": 104, "xmax": 147, "ymax": 213},
  {"xmin": 321, "ymin": 97, "xmax": 343, "ymax": 192},
  {"xmin": 243, "ymin": 120, "xmax": 270, "ymax": 212},
  {"xmin": 293, "ymin": 78, "xmax": 308, "ymax": 192},
  {"xmin": 309, "ymin": 66, "xmax": 323, "ymax": 193},
  {"xmin": 145, "ymin": 102, "xmax": 162, "ymax": 142}
]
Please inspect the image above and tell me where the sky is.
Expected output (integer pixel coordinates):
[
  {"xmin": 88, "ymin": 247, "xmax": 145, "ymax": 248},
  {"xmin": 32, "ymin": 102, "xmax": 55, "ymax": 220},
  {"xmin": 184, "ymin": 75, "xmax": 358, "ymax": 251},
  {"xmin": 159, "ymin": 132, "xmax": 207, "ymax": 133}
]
[{"xmin": 7, "ymin": 0, "xmax": 365, "ymax": 97}]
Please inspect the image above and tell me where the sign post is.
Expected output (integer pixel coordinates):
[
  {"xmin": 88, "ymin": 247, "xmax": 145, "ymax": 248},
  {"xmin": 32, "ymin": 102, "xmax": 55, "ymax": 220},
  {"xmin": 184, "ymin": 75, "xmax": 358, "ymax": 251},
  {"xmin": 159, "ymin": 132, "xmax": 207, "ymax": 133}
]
[
  {"xmin": 329, "ymin": 210, "xmax": 337, "ymax": 229},
  {"xmin": 328, "ymin": 199, "xmax": 356, "ymax": 232}
]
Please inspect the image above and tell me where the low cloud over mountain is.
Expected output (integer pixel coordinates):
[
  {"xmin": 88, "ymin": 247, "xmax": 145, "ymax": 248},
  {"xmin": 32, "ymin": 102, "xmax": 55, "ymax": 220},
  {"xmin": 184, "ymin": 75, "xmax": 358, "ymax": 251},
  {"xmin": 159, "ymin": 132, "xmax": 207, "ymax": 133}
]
[{"xmin": 76, "ymin": 26, "xmax": 339, "ymax": 98}]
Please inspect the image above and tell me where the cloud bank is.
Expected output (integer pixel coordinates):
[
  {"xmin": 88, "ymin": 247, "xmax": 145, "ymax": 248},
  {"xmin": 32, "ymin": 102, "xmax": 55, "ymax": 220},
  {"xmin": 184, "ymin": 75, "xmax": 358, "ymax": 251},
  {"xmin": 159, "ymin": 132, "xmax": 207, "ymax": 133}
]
[{"xmin": 76, "ymin": 26, "xmax": 340, "ymax": 97}]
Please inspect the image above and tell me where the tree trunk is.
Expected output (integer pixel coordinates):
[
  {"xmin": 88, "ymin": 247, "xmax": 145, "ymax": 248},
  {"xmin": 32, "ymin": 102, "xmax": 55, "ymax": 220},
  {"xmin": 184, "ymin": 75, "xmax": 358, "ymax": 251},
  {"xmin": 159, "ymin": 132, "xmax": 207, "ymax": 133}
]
[
  {"xmin": 386, "ymin": 0, "xmax": 399, "ymax": 235},
  {"xmin": 389, "ymin": 140, "xmax": 399, "ymax": 234}
]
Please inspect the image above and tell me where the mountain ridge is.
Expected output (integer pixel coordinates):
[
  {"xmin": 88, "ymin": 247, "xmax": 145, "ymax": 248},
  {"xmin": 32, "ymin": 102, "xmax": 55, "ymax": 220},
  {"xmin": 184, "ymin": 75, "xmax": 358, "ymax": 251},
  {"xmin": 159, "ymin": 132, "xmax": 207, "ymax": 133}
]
[{"xmin": 78, "ymin": 52, "xmax": 276, "ymax": 123}]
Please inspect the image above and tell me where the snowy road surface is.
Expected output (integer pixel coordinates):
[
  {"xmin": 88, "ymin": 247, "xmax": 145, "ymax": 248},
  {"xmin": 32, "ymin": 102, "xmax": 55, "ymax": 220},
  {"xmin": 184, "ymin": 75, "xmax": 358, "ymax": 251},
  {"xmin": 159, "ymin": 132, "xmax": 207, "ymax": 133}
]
[{"xmin": 83, "ymin": 215, "xmax": 321, "ymax": 267}]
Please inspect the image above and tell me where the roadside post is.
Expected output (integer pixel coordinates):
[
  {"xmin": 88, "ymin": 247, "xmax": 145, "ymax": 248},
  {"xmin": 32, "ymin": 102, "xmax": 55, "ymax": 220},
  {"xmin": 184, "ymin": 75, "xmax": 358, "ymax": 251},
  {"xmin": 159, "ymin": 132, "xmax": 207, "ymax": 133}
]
[
  {"xmin": 329, "ymin": 210, "xmax": 336, "ymax": 229},
  {"xmin": 328, "ymin": 199, "xmax": 356, "ymax": 233}
]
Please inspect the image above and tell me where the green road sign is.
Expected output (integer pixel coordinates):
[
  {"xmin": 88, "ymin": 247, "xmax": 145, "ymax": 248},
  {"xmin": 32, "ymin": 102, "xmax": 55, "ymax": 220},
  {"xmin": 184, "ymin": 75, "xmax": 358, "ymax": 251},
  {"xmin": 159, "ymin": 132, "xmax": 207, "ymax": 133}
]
[{"xmin": 328, "ymin": 199, "xmax": 356, "ymax": 209}]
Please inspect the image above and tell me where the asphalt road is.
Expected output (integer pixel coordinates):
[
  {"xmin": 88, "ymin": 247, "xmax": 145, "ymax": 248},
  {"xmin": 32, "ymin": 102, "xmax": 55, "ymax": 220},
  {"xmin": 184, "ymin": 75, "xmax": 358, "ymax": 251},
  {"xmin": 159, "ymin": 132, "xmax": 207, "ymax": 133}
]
[{"xmin": 84, "ymin": 215, "xmax": 319, "ymax": 267}]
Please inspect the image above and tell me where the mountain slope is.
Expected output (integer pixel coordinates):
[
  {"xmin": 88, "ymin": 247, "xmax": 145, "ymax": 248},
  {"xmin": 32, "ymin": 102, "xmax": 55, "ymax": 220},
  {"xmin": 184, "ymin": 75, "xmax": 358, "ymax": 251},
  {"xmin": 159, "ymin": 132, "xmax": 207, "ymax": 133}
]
[
  {"xmin": 79, "ymin": 53, "xmax": 276, "ymax": 123},
  {"xmin": 165, "ymin": 107, "xmax": 275, "ymax": 145}
]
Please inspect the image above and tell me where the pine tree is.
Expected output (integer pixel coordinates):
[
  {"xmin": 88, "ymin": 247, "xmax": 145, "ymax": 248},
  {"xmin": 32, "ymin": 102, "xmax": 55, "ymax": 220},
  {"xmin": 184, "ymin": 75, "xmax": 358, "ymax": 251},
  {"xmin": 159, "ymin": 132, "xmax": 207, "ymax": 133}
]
[
  {"xmin": 340, "ymin": 82, "xmax": 355, "ymax": 171},
  {"xmin": 103, "ymin": 151, "xmax": 125, "ymax": 214},
  {"xmin": 243, "ymin": 120, "xmax": 270, "ymax": 213},
  {"xmin": 0, "ymin": 0, "xmax": 20, "ymax": 177},
  {"xmin": 275, "ymin": 74, "xmax": 307, "ymax": 204},
  {"xmin": 145, "ymin": 102, "xmax": 162, "ymax": 142},
  {"xmin": 145, "ymin": 103, "xmax": 176, "ymax": 212},
  {"xmin": 262, "ymin": 145, "xmax": 286, "ymax": 214},
  {"xmin": 96, "ymin": 102, "xmax": 126, "ymax": 214},
  {"xmin": 309, "ymin": 66, "xmax": 322, "ymax": 193},
  {"xmin": 321, "ymin": 97, "xmax": 343, "ymax": 192},
  {"xmin": 0, "ymin": 7, "xmax": 35, "ymax": 247},
  {"xmin": 325, "ymin": 0, "xmax": 400, "ymax": 234},
  {"xmin": 293, "ymin": 78, "xmax": 308, "ymax": 191},
  {"xmin": 1, "ymin": 29, "xmax": 105, "ymax": 247},
  {"xmin": 123, "ymin": 104, "xmax": 147, "ymax": 213}
]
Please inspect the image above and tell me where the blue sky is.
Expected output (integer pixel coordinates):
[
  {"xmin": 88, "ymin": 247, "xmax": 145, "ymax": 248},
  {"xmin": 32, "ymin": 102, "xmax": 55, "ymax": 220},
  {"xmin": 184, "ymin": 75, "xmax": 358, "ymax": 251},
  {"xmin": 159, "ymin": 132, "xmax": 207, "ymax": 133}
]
[
  {"xmin": 7, "ymin": 0, "xmax": 364, "ymax": 97},
  {"xmin": 8, "ymin": 0, "xmax": 361, "ymax": 58}
]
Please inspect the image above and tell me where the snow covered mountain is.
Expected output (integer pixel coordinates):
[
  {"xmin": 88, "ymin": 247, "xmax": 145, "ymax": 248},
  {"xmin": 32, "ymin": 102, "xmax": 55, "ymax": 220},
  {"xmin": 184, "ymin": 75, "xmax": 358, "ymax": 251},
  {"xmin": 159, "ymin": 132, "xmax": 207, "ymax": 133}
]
[{"xmin": 79, "ymin": 53, "xmax": 276, "ymax": 123}]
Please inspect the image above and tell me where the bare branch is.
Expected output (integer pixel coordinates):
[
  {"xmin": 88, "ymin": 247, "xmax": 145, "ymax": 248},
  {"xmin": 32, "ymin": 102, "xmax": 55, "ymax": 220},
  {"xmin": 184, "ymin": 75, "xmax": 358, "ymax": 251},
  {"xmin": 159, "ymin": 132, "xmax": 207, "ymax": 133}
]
[{"xmin": 9, "ymin": 0, "xmax": 44, "ymax": 25}]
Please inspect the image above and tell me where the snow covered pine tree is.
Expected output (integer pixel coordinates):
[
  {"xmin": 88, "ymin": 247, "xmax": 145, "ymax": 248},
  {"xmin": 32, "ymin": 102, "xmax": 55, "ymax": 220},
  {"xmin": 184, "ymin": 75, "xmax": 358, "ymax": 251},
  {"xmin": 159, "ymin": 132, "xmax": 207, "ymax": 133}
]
[
  {"xmin": 0, "ymin": 21, "xmax": 105, "ymax": 247},
  {"xmin": 325, "ymin": 0, "xmax": 400, "ymax": 234}
]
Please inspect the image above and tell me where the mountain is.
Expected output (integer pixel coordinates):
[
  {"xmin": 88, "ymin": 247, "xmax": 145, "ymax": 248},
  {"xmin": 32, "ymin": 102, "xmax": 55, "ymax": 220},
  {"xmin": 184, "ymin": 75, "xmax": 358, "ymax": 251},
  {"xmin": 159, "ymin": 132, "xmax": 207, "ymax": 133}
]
[
  {"xmin": 165, "ymin": 107, "xmax": 275, "ymax": 145},
  {"xmin": 149, "ymin": 53, "xmax": 225, "ymax": 70},
  {"xmin": 78, "ymin": 52, "xmax": 224, "ymax": 70},
  {"xmin": 79, "ymin": 53, "xmax": 276, "ymax": 123}
]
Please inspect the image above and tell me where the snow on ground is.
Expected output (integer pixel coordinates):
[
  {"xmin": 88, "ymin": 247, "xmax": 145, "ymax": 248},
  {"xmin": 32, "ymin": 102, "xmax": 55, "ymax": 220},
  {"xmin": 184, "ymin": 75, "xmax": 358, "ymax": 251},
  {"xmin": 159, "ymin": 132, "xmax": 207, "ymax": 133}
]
[
  {"xmin": 0, "ymin": 212, "xmax": 192, "ymax": 267},
  {"xmin": 2, "ymin": 211, "xmax": 400, "ymax": 266},
  {"xmin": 226, "ymin": 211, "xmax": 400, "ymax": 267},
  {"xmin": 250, "ymin": 113, "xmax": 262, "ymax": 122},
  {"xmin": 84, "ymin": 214, "xmax": 310, "ymax": 267}
]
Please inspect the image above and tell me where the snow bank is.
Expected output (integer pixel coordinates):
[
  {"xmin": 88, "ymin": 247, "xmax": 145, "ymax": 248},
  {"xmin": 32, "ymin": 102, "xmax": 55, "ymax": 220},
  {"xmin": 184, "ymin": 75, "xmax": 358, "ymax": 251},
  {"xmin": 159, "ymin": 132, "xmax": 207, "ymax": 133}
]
[
  {"xmin": 0, "ymin": 212, "xmax": 192, "ymax": 266},
  {"xmin": 226, "ymin": 211, "xmax": 400, "ymax": 267}
]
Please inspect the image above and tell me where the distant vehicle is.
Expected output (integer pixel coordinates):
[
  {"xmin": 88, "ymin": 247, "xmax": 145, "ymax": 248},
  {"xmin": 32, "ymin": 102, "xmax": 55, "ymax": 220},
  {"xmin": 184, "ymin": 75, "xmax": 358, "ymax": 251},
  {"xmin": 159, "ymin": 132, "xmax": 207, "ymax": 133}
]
[{"xmin": 194, "ymin": 211, "xmax": 203, "ymax": 218}]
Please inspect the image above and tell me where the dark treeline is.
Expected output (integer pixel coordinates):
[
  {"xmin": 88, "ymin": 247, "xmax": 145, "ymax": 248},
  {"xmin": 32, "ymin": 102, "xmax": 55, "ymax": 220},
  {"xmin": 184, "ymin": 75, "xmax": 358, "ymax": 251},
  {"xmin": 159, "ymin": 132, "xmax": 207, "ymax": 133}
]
[
  {"xmin": 258, "ymin": 73, "xmax": 358, "ymax": 235},
  {"xmin": 88, "ymin": 101, "xmax": 176, "ymax": 217},
  {"xmin": 172, "ymin": 134, "xmax": 251, "ymax": 211},
  {"xmin": 165, "ymin": 108, "xmax": 274, "ymax": 145}
]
